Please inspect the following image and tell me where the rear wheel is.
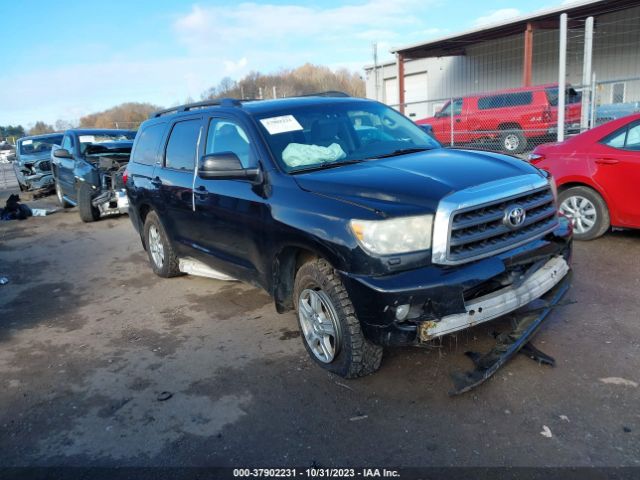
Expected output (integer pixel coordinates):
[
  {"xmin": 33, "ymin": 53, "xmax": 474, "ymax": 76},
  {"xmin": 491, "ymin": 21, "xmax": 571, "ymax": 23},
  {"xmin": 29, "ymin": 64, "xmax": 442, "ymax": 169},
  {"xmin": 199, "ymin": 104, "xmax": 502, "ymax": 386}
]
[
  {"xmin": 293, "ymin": 258, "xmax": 383, "ymax": 378},
  {"xmin": 500, "ymin": 129, "xmax": 527, "ymax": 154},
  {"xmin": 55, "ymin": 180, "xmax": 73, "ymax": 208},
  {"xmin": 143, "ymin": 211, "xmax": 181, "ymax": 278},
  {"xmin": 559, "ymin": 186, "xmax": 610, "ymax": 240},
  {"xmin": 77, "ymin": 182, "xmax": 100, "ymax": 222}
]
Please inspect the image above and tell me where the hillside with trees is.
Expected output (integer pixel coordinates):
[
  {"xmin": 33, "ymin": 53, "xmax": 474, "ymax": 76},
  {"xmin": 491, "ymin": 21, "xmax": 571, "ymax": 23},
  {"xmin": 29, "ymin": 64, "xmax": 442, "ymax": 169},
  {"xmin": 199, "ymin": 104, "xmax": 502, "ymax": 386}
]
[
  {"xmin": 78, "ymin": 102, "xmax": 160, "ymax": 129},
  {"xmin": 202, "ymin": 63, "xmax": 365, "ymax": 100}
]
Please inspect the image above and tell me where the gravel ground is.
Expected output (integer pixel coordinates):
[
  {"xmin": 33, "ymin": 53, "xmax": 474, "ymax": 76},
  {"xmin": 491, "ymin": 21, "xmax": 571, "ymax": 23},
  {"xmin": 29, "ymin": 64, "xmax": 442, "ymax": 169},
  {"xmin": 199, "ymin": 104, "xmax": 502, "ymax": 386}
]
[{"xmin": 0, "ymin": 188, "xmax": 639, "ymax": 468}]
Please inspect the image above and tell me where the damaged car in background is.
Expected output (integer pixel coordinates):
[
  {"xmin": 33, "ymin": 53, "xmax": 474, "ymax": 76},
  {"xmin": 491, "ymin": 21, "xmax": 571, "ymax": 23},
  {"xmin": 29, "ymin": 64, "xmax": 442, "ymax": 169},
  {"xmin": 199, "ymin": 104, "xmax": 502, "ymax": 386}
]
[
  {"xmin": 51, "ymin": 129, "xmax": 136, "ymax": 222},
  {"xmin": 13, "ymin": 133, "xmax": 63, "ymax": 192}
]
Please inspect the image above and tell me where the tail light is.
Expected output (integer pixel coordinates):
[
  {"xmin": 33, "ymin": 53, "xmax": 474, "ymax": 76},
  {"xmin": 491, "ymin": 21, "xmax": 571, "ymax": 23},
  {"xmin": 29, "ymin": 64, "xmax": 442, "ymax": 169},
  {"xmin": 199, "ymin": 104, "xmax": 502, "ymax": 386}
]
[
  {"xmin": 527, "ymin": 153, "xmax": 545, "ymax": 164},
  {"xmin": 122, "ymin": 168, "xmax": 128, "ymax": 185}
]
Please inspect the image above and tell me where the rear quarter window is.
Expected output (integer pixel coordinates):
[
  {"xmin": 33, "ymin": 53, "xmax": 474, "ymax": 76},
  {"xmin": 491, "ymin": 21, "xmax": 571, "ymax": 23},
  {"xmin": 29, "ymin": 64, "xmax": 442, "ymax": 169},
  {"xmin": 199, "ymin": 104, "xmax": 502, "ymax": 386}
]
[{"xmin": 132, "ymin": 123, "xmax": 166, "ymax": 165}]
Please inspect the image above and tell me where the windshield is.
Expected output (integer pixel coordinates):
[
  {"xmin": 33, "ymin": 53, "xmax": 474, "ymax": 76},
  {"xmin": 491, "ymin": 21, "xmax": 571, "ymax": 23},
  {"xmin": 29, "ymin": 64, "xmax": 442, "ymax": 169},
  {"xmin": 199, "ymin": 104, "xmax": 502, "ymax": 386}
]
[
  {"xmin": 18, "ymin": 135, "xmax": 63, "ymax": 155},
  {"xmin": 254, "ymin": 101, "xmax": 440, "ymax": 172}
]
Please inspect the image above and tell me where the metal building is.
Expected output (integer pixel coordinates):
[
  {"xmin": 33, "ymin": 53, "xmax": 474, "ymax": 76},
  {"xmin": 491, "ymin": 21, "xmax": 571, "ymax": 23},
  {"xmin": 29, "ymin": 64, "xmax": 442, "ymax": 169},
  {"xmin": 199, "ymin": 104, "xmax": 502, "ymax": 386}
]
[{"xmin": 365, "ymin": 0, "xmax": 640, "ymax": 123}]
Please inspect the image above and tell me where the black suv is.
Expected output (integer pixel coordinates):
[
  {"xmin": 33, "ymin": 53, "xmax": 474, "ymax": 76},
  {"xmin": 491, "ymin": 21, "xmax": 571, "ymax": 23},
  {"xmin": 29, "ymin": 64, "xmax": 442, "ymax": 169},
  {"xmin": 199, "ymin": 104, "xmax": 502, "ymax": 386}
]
[
  {"xmin": 125, "ymin": 94, "xmax": 572, "ymax": 381},
  {"xmin": 51, "ymin": 129, "xmax": 136, "ymax": 222}
]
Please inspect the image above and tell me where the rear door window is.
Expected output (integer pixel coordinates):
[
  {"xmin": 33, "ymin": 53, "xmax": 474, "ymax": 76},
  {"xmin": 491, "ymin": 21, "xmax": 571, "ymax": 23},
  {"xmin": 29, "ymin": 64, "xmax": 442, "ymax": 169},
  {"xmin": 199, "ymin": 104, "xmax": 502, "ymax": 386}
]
[
  {"xmin": 164, "ymin": 119, "xmax": 201, "ymax": 171},
  {"xmin": 133, "ymin": 123, "xmax": 166, "ymax": 165},
  {"xmin": 602, "ymin": 122, "xmax": 640, "ymax": 150}
]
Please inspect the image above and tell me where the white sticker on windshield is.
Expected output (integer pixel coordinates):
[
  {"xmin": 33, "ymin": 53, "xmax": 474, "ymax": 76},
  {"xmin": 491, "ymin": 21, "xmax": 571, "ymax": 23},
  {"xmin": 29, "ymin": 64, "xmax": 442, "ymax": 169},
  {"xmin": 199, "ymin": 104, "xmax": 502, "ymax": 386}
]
[
  {"xmin": 22, "ymin": 139, "xmax": 33, "ymax": 145},
  {"xmin": 260, "ymin": 115, "xmax": 303, "ymax": 135},
  {"xmin": 79, "ymin": 135, "xmax": 95, "ymax": 143}
]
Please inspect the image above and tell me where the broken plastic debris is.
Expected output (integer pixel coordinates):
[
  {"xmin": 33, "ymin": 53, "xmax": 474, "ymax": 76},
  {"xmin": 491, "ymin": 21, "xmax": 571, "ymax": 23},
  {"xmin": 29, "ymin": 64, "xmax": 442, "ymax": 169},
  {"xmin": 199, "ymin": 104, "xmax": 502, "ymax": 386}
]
[
  {"xmin": 540, "ymin": 425, "xmax": 553, "ymax": 438},
  {"xmin": 31, "ymin": 208, "xmax": 54, "ymax": 217},
  {"xmin": 349, "ymin": 415, "xmax": 368, "ymax": 422},
  {"xmin": 0, "ymin": 277, "xmax": 8, "ymax": 285},
  {"xmin": 559, "ymin": 415, "xmax": 570, "ymax": 422},
  {"xmin": 157, "ymin": 391, "xmax": 173, "ymax": 401},
  {"xmin": 599, "ymin": 377, "xmax": 638, "ymax": 388}
]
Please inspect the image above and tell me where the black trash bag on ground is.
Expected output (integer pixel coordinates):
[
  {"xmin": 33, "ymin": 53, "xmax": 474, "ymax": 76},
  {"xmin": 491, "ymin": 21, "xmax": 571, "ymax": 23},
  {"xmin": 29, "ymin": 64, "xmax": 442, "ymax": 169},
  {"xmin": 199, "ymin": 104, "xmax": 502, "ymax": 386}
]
[{"xmin": 0, "ymin": 194, "xmax": 33, "ymax": 221}]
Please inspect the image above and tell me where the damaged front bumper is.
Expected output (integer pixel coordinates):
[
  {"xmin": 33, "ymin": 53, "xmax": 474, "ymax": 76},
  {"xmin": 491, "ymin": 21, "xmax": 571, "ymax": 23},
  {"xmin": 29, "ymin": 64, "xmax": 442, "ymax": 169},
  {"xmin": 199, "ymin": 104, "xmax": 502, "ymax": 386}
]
[
  {"xmin": 339, "ymin": 217, "xmax": 572, "ymax": 347},
  {"xmin": 418, "ymin": 255, "xmax": 569, "ymax": 341},
  {"xmin": 92, "ymin": 188, "xmax": 129, "ymax": 216}
]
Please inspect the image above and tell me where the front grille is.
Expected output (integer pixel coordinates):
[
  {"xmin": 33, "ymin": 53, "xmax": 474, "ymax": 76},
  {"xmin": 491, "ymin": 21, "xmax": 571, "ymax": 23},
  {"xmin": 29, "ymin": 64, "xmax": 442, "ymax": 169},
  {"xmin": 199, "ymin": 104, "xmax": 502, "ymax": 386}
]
[{"xmin": 447, "ymin": 186, "xmax": 557, "ymax": 263}]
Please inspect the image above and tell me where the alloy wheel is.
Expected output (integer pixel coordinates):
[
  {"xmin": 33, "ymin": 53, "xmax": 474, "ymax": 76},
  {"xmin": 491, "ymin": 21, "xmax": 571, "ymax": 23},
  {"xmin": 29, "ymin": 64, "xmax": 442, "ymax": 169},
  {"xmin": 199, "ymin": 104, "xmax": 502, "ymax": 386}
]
[
  {"xmin": 298, "ymin": 289, "xmax": 340, "ymax": 363},
  {"xmin": 148, "ymin": 225, "xmax": 165, "ymax": 268}
]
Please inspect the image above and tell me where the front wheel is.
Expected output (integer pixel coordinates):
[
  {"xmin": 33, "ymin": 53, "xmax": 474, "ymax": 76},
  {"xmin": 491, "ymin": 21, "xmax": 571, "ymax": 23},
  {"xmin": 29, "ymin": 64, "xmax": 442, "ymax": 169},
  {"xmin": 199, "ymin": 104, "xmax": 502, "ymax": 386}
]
[
  {"xmin": 293, "ymin": 258, "xmax": 383, "ymax": 378},
  {"xmin": 55, "ymin": 180, "xmax": 73, "ymax": 208},
  {"xmin": 558, "ymin": 186, "xmax": 610, "ymax": 240},
  {"xmin": 77, "ymin": 182, "xmax": 100, "ymax": 222}
]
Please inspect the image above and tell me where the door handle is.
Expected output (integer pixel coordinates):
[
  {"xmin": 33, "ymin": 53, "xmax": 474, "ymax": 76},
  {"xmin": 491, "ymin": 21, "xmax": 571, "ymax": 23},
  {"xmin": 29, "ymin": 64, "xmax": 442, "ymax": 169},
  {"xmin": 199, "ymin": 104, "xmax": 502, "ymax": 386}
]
[
  {"xmin": 595, "ymin": 158, "xmax": 619, "ymax": 165},
  {"xmin": 151, "ymin": 177, "xmax": 163, "ymax": 187},
  {"xmin": 455, "ymin": 118, "xmax": 461, "ymax": 123}
]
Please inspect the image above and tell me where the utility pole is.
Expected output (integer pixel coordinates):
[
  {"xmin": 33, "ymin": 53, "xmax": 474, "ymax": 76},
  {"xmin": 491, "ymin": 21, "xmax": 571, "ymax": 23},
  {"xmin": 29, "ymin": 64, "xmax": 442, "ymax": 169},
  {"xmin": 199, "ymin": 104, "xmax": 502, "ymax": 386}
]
[
  {"xmin": 372, "ymin": 42, "xmax": 379, "ymax": 101},
  {"xmin": 273, "ymin": 85, "xmax": 277, "ymax": 98},
  {"xmin": 558, "ymin": 13, "xmax": 568, "ymax": 142},
  {"xmin": 580, "ymin": 16, "xmax": 594, "ymax": 131}
]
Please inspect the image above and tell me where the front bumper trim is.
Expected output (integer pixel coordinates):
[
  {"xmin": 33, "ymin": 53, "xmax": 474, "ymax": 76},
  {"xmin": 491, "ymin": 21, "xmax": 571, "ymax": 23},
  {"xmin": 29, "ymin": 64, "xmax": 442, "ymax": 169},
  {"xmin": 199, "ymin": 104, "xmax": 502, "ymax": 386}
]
[{"xmin": 419, "ymin": 255, "xmax": 569, "ymax": 340}]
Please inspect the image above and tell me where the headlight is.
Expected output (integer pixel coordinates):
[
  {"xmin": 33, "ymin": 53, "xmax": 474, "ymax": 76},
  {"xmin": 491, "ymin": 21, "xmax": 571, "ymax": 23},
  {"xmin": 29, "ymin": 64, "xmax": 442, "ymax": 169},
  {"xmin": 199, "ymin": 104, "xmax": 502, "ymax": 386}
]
[
  {"xmin": 350, "ymin": 214, "xmax": 433, "ymax": 255},
  {"xmin": 548, "ymin": 175, "xmax": 558, "ymax": 204}
]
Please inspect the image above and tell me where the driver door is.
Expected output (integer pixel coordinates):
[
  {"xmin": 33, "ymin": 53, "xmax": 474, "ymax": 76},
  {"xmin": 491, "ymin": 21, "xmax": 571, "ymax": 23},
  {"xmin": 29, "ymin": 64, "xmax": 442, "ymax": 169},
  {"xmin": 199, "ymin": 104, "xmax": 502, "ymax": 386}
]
[{"xmin": 56, "ymin": 134, "xmax": 77, "ymax": 196}]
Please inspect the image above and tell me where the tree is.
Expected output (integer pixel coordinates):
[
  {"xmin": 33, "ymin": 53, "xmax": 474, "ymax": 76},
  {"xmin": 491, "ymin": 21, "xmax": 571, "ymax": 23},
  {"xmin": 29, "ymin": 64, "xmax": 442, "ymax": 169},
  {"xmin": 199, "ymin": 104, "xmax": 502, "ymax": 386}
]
[
  {"xmin": 0, "ymin": 125, "xmax": 25, "ymax": 142},
  {"xmin": 201, "ymin": 63, "xmax": 365, "ymax": 101},
  {"xmin": 55, "ymin": 119, "xmax": 76, "ymax": 131},
  {"xmin": 28, "ymin": 121, "xmax": 55, "ymax": 136},
  {"xmin": 79, "ymin": 102, "xmax": 160, "ymax": 130}
]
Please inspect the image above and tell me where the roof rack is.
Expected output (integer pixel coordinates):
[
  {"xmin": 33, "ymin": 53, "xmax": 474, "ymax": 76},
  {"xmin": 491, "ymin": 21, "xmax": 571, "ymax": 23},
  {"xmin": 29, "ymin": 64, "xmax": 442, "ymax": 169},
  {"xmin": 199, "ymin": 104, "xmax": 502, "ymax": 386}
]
[
  {"xmin": 152, "ymin": 98, "xmax": 259, "ymax": 118},
  {"xmin": 151, "ymin": 91, "xmax": 352, "ymax": 118},
  {"xmin": 297, "ymin": 91, "xmax": 351, "ymax": 98}
]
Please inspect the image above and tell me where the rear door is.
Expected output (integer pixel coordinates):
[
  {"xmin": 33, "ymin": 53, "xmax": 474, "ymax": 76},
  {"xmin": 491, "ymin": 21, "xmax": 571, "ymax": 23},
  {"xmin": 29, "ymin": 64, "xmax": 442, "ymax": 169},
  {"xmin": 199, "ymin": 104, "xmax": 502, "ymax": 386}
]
[
  {"xmin": 127, "ymin": 122, "xmax": 167, "ymax": 215},
  {"xmin": 192, "ymin": 114, "xmax": 269, "ymax": 285},
  {"xmin": 155, "ymin": 117, "xmax": 203, "ymax": 254},
  {"xmin": 589, "ymin": 120, "xmax": 640, "ymax": 226}
]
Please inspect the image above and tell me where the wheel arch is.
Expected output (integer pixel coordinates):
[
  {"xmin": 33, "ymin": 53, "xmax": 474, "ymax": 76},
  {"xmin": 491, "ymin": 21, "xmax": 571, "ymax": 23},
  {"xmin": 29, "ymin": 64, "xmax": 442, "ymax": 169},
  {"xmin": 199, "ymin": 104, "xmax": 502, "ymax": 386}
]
[
  {"xmin": 271, "ymin": 244, "xmax": 336, "ymax": 313},
  {"xmin": 556, "ymin": 177, "xmax": 617, "ymax": 223}
]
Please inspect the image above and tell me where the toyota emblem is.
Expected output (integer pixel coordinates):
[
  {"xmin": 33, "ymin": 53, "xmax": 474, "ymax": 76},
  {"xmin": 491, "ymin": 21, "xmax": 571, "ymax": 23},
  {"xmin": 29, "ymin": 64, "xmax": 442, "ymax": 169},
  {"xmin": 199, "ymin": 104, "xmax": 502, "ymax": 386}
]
[{"xmin": 504, "ymin": 205, "xmax": 526, "ymax": 229}]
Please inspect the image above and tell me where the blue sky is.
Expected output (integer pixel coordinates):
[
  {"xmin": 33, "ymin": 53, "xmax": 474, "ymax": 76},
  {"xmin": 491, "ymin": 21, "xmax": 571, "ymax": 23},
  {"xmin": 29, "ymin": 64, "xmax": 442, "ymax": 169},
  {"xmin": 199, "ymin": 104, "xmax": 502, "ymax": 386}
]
[{"xmin": 1, "ymin": 0, "xmax": 571, "ymax": 127}]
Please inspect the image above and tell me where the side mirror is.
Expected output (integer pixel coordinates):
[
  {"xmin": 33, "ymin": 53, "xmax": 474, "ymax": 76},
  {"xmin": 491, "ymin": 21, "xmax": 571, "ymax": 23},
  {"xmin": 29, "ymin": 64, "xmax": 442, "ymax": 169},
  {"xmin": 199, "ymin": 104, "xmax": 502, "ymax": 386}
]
[
  {"xmin": 199, "ymin": 152, "xmax": 261, "ymax": 181},
  {"xmin": 53, "ymin": 148, "xmax": 72, "ymax": 159},
  {"xmin": 419, "ymin": 124, "xmax": 433, "ymax": 133}
]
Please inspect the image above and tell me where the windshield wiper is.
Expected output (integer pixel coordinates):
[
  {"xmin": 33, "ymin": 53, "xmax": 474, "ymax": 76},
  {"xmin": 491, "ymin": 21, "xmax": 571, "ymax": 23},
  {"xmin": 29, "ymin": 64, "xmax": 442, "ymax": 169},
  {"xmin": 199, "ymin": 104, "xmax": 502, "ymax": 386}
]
[
  {"xmin": 291, "ymin": 159, "xmax": 365, "ymax": 174},
  {"xmin": 369, "ymin": 147, "xmax": 430, "ymax": 159}
]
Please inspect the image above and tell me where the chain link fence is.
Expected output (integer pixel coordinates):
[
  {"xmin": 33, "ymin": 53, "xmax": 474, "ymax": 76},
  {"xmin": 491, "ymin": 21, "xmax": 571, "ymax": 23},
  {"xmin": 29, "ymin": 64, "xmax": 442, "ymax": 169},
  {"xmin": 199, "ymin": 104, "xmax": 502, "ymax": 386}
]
[{"xmin": 371, "ymin": 5, "xmax": 640, "ymax": 155}]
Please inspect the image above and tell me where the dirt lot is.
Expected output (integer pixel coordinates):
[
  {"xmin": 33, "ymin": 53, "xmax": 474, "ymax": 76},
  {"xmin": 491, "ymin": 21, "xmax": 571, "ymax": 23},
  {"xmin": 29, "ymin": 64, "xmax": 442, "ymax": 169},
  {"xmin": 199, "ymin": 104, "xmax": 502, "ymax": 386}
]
[{"xmin": 0, "ymin": 188, "xmax": 639, "ymax": 468}]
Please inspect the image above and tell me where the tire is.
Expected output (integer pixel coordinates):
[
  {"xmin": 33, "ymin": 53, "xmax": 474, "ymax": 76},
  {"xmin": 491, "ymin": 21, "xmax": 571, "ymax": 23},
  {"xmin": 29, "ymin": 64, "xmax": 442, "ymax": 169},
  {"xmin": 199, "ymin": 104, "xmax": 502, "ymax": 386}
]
[
  {"xmin": 293, "ymin": 258, "xmax": 383, "ymax": 378},
  {"xmin": 55, "ymin": 180, "xmax": 73, "ymax": 208},
  {"xmin": 558, "ymin": 186, "xmax": 610, "ymax": 241},
  {"xmin": 500, "ymin": 129, "xmax": 527, "ymax": 154},
  {"xmin": 143, "ymin": 211, "xmax": 181, "ymax": 278},
  {"xmin": 77, "ymin": 182, "xmax": 100, "ymax": 222}
]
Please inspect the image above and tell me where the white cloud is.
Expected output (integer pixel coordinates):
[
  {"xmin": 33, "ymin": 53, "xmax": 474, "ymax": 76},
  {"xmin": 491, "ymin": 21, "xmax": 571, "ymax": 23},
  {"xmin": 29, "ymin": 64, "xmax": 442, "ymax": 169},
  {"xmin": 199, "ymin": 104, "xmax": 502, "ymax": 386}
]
[
  {"xmin": 473, "ymin": 8, "xmax": 521, "ymax": 27},
  {"xmin": 223, "ymin": 57, "xmax": 248, "ymax": 74}
]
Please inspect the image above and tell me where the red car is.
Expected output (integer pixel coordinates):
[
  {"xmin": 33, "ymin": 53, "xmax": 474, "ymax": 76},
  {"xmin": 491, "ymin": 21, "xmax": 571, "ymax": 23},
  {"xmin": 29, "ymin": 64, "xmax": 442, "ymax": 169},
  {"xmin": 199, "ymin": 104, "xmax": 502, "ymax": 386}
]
[
  {"xmin": 529, "ymin": 113, "xmax": 640, "ymax": 240},
  {"xmin": 417, "ymin": 84, "xmax": 581, "ymax": 154}
]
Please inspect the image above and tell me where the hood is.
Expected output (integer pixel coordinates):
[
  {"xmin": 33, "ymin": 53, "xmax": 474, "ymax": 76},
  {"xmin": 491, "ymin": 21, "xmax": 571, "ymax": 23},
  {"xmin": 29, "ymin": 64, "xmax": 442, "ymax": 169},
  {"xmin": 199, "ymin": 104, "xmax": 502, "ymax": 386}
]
[{"xmin": 293, "ymin": 148, "xmax": 543, "ymax": 217}]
